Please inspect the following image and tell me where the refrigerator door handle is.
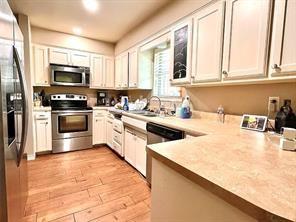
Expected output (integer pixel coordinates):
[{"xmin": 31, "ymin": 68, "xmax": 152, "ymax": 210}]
[{"xmin": 13, "ymin": 46, "xmax": 28, "ymax": 166}]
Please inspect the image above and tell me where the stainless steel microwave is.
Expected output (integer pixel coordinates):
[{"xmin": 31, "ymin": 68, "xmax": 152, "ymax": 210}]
[{"xmin": 50, "ymin": 64, "xmax": 90, "ymax": 87}]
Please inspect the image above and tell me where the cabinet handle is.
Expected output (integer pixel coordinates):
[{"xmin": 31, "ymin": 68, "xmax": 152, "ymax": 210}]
[
  {"xmin": 271, "ymin": 64, "xmax": 280, "ymax": 70},
  {"xmin": 222, "ymin": 70, "xmax": 228, "ymax": 77}
]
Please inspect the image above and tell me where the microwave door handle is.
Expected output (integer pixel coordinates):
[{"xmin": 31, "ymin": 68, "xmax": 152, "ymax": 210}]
[{"xmin": 13, "ymin": 46, "xmax": 28, "ymax": 167}]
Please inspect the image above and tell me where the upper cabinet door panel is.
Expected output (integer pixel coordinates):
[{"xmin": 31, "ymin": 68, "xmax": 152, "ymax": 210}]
[
  {"xmin": 104, "ymin": 56, "xmax": 115, "ymax": 88},
  {"xmin": 115, "ymin": 56, "xmax": 122, "ymax": 88},
  {"xmin": 121, "ymin": 53, "xmax": 129, "ymax": 88},
  {"xmin": 49, "ymin": 47, "xmax": 71, "ymax": 65},
  {"xmin": 128, "ymin": 48, "xmax": 138, "ymax": 88},
  {"xmin": 222, "ymin": 0, "xmax": 271, "ymax": 79},
  {"xmin": 192, "ymin": 1, "xmax": 225, "ymax": 83},
  {"xmin": 270, "ymin": 0, "xmax": 296, "ymax": 76},
  {"xmin": 33, "ymin": 45, "xmax": 50, "ymax": 86},
  {"xmin": 170, "ymin": 19, "xmax": 193, "ymax": 85},
  {"xmin": 71, "ymin": 51, "xmax": 90, "ymax": 67},
  {"xmin": 91, "ymin": 54, "xmax": 104, "ymax": 88}
]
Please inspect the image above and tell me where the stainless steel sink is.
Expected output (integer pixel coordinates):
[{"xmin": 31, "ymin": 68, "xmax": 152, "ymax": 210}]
[{"xmin": 128, "ymin": 110, "xmax": 158, "ymax": 117}]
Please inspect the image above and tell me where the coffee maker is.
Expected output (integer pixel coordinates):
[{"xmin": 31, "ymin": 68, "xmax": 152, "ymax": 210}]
[{"xmin": 97, "ymin": 91, "xmax": 109, "ymax": 106}]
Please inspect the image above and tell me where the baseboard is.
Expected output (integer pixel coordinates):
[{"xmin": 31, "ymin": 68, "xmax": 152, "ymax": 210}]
[{"xmin": 26, "ymin": 153, "xmax": 36, "ymax": 161}]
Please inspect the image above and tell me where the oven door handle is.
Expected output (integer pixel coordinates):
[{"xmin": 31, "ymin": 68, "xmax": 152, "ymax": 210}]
[{"xmin": 52, "ymin": 110, "xmax": 93, "ymax": 114}]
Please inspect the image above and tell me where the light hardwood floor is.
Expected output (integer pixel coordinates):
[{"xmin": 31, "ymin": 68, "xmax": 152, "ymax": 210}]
[{"xmin": 22, "ymin": 147, "xmax": 151, "ymax": 222}]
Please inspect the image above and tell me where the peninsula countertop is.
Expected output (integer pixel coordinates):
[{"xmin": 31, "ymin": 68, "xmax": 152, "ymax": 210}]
[{"xmin": 123, "ymin": 112, "xmax": 296, "ymax": 222}]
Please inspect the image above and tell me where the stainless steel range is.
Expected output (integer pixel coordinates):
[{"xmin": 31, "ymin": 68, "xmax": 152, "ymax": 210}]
[{"xmin": 51, "ymin": 94, "xmax": 92, "ymax": 153}]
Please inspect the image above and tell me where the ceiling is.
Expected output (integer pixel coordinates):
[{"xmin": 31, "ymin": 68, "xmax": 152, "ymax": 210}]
[{"xmin": 8, "ymin": 0, "xmax": 172, "ymax": 43}]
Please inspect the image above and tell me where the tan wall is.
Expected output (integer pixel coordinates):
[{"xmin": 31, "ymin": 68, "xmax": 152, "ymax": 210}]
[
  {"xmin": 31, "ymin": 26, "xmax": 114, "ymax": 55},
  {"xmin": 115, "ymin": 0, "xmax": 211, "ymax": 54},
  {"xmin": 186, "ymin": 82, "xmax": 296, "ymax": 116},
  {"xmin": 34, "ymin": 87, "xmax": 121, "ymax": 107}
]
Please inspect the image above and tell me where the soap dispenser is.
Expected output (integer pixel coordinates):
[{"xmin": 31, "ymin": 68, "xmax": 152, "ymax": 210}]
[{"xmin": 180, "ymin": 96, "xmax": 191, "ymax": 119}]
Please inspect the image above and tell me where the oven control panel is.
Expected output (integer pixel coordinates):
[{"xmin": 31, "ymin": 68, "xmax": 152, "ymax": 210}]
[{"xmin": 51, "ymin": 94, "xmax": 87, "ymax": 101}]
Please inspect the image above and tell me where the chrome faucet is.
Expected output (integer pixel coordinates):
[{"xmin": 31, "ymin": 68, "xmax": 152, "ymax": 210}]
[{"xmin": 148, "ymin": 96, "xmax": 161, "ymax": 114}]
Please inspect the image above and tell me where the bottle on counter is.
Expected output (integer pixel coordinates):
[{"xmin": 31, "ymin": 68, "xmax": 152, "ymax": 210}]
[
  {"xmin": 123, "ymin": 98, "xmax": 129, "ymax": 111},
  {"xmin": 180, "ymin": 96, "xmax": 191, "ymax": 119}
]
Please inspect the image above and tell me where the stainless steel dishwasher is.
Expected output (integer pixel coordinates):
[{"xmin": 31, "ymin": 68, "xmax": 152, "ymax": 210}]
[{"xmin": 146, "ymin": 122, "xmax": 184, "ymax": 185}]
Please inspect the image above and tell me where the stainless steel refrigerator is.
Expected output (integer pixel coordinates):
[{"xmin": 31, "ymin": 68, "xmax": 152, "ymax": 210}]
[{"xmin": 0, "ymin": 0, "xmax": 28, "ymax": 221}]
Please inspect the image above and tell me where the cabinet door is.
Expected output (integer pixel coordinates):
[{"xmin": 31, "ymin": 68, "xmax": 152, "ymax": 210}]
[
  {"xmin": 170, "ymin": 19, "xmax": 193, "ymax": 85},
  {"xmin": 35, "ymin": 117, "xmax": 51, "ymax": 152},
  {"xmin": 192, "ymin": 1, "xmax": 225, "ymax": 83},
  {"xmin": 71, "ymin": 51, "xmax": 90, "ymax": 67},
  {"xmin": 222, "ymin": 0, "xmax": 271, "ymax": 79},
  {"xmin": 121, "ymin": 53, "xmax": 129, "ymax": 88},
  {"xmin": 128, "ymin": 48, "xmax": 138, "ymax": 88},
  {"xmin": 93, "ymin": 116, "xmax": 106, "ymax": 145},
  {"xmin": 269, "ymin": 0, "xmax": 296, "ymax": 76},
  {"xmin": 115, "ymin": 56, "xmax": 122, "ymax": 88},
  {"xmin": 135, "ymin": 134, "xmax": 147, "ymax": 176},
  {"xmin": 32, "ymin": 45, "xmax": 50, "ymax": 86},
  {"xmin": 90, "ymin": 54, "xmax": 104, "ymax": 88},
  {"xmin": 124, "ymin": 129, "xmax": 136, "ymax": 166},
  {"xmin": 49, "ymin": 47, "xmax": 71, "ymax": 65},
  {"xmin": 104, "ymin": 56, "xmax": 115, "ymax": 88},
  {"xmin": 106, "ymin": 118, "xmax": 113, "ymax": 148}
]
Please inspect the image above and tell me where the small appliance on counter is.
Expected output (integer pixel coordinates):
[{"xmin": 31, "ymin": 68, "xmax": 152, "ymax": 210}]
[
  {"xmin": 279, "ymin": 127, "xmax": 296, "ymax": 151},
  {"xmin": 275, "ymin": 100, "xmax": 296, "ymax": 133},
  {"xmin": 97, "ymin": 91, "xmax": 108, "ymax": 106}
]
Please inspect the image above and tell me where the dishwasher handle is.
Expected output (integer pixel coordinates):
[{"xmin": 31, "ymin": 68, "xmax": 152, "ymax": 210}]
[{"xmin": 146, "ymin": 122, "xmax": 184, "ymax": 140}]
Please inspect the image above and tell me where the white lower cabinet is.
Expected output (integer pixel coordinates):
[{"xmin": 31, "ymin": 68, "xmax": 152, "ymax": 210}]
[
  {"xmin": 124, "ymin": 128, "xmax": 147, "ymax": 176},
  {"xmin": 93, "ymin": 111, "xmax": 107, "ymax": 145},
  {"xmin": 34, "ymin": 111, "xmax": 52, "ymax": 152}
]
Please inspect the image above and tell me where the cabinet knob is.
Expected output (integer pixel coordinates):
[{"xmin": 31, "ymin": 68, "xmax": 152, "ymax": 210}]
[
  {"xmin": 222, "ymin": 70, "xmax": 228, "ymax": 77},
  {"xmin": 191, "ymin": 76, "xmax": 194, "ymax": 79},
  {"xmin": 45, "ymin": 80, "xmax": 48, "ymax": 83},
  {"xmin": 46, "ymin": 122, "xmax": 48, "ymax": 124},
  {"xmin": 169, "ymin": 79, "xmax": 172, "ymax": 82},
  {"xmin": 271, "ymin": 64, "xmax": 280, "ymax": 70},
  {"xmin": 133, "ymin": 83, "xmax": 137, "ymax": 86}
]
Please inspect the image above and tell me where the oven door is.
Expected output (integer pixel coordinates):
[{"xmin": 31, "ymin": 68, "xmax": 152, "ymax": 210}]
[
  {"xmin": 51, "ymin": 65, "xmax": 87, "ymax": 86},
  {"xmin": 52, "ymin": 110, "xmax": 92, "ymax": 139}
]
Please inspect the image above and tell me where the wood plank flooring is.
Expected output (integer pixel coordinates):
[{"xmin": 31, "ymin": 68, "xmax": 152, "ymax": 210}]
[{"xmin": 23, "ymin": 147, "xmax": 151, "ymax": 222}]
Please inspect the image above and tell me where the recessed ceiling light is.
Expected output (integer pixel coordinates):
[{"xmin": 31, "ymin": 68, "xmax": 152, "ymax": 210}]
[
  {"xmin": 82, "ymin": 0, "xmax": 99, "ymax": 12},
  {"xmin": 73, "ymin": 27, "xmax": 82, "ymax": 35}
]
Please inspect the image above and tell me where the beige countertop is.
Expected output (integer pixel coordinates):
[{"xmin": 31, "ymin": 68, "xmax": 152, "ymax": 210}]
[
  {"xmin": 123, "ymin": 112, "xmax": 296, "ymax": 222},
  {"xmin": 33, "ymin": 106, "xmax": 51, "ymax": 111}
]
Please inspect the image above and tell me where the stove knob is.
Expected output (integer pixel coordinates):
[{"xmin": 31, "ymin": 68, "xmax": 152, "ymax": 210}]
[
  {"xmin": 53, "ymin": 96, "xmax": 56, "ymax": 98},
  {"xmin": 57, "ymin": 96, "xmax": 60, "ymax": 99},
  {"xmin": 79, "ymin": 96, "xmax": 82, "ymax": 99},
  {"xmin": 83, "ymin": 96, "xmax": 86, "ymax": 99}
]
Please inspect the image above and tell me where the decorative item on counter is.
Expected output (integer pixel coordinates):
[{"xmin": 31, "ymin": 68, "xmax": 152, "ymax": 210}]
[
  {"xmin": 275, "ymin": 100, "xmax": 296, "ymax": 133},
  {"xmin": 33, "ymin": 92, "xmax": 41, "ymax": 107},
  {"xmin": 279, "ymin": 127, "xmax": 296, "ymax": 151},
  {"xmin": 159, "ymin": 105, "xmax": 166, "ymax": 118},
  {"xmin": 110, "ymin": 97, "xmax": 116, "ymax": 106},
  {"xmin": 240, "ymin": 114, "xmax": 268, "ymax": 132},
  {"xmin": 217, "ymin": 105, "xmax": 225, "ymax": 123},
  {"xmin": 123, "ymin": 97, "xmax": 129, "ymax": 111},
  {"xmin": 180, "ymin": 95, "xmax": 191, "ymax": 119}
]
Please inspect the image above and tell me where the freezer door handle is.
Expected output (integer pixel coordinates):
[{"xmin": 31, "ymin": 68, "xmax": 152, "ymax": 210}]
[{"xmin": 13, "ymin": 46, "xmax": 28, "ymax": 166}]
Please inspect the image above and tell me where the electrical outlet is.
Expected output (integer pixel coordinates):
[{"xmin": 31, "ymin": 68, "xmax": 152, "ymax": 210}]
[{"xmin": 268, "ymin": 96, "xmax": 280, "ymax": 113}]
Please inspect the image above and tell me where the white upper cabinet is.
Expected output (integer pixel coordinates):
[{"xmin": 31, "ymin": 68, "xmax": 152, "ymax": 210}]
[
  {"xmin": 49, "ymin": 47, "xmax": 71, "ymax": 65},
  {"xmin": 32, "ymin": 44, "xmax": 50, "ymax": 86},
  {"xmin": 49, "ymin": 47, "xmax": 90, "ymax": 67},
  {"xmin": 269, "ymin": 0, "xmax": 296, "ymax": 77},
  {"xmin": 71, "ymin": 51, "xmax": 90, "ymax": 67},
  {"xmin": 128, "ymin": 47, "xmax": 138, "ymax": 88},
  {"xmin": 115, "ymin": 52, "xmax": 128, "ymax": 88},
  {"xmin": 192, "ymin": 1, "xmax": 225, "ymax": 83},
  {"xmin": 104, "ymin": 56, "xmax": 115, "ymax": 88},
  {"xmin": 90, "ymin": 54, "xmax": 104, "ymax": 88},
  {"xmin": 222, "ymin": 0, "xmax": 272, "ymax": 80},
  {"xmin": 170, "ymin": 18, "xmax": 193, "ymax": 85}
]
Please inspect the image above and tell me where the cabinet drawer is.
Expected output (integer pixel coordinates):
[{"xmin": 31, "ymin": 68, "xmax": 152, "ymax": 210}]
[
  {"xmin": 34, "ymin": 112, "xmax": 50, "ymax": 120},
  {"xmin": 93, "ymin": 111, "xmax": 107, "ymax": 117},
  {"xmin": 113, "ymin": 130, "xmax": 122, "ymax": 145},
  {"xmin": 113, "ymin": 119, "xmax": 123, "ymax": 133},
  {"xmin": 112, "ymin": 140, "xmax": 122, "ymax": 155}
]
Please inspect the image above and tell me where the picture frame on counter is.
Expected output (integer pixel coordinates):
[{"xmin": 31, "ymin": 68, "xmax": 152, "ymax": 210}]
[{"xmin": 240, "ymin": 114, "xmax": 268, "ymax": 132}]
